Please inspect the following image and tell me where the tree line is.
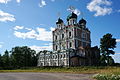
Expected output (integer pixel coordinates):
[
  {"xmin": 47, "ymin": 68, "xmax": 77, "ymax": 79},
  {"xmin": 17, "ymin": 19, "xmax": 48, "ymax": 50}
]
[{"xmin": 0, "ymin": 46, "xmax": 38, "ymax": 69}]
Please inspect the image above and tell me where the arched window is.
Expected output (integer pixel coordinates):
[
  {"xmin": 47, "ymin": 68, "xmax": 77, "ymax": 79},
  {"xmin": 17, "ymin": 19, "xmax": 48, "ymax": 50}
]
[
  {"xmin": 69, "ymin": 42, "xmax": 72, "ymax": 48},
  {"xmin": 55, "ymin": 55, "xmax": 57, "ymax": 59},
  {"xmin": 54, "ymin": 62, "xmax": 56, "ymax": 66},
  {"xmin": 61, "ymin": 55, "xmax": 62, "ymax": 58},
  {"xmin": 57, "ymin": 24, "xmax": 61, "ymax": 28},
  {"xmin": 55, "ymin": 35, "xmax": 57, "ymax": 40},
  {"xmin": 62, "ymin": 34, "xmax": 64, "ymax": 39},
  {"xmin": 56, "ymin": 45, "xmax": 58, "ymax": 51},
  {"xmin": 69, "ymin": 31, "xmax": 72, "ymax": 37},
  {"xmin": 41, "ymin": 63, "xmax": 43, "ymax": 66}
]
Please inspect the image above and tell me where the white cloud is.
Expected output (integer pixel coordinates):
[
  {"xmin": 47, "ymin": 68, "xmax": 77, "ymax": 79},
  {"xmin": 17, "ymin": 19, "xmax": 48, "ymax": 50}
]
[
  {"xmin": 14, "ymin": 26, "xmax": 53, "ymax": 41},
  {"xmin": 14, "ymin": 26, "xmax": 24, "ymax": 30},
  {"xmin": 36, "ymin": 27, "xmax": 52, "ymax": 41},
  {"xmin": 0, "ymin": 45, "xmax": 2, "ymax": 48},
  {"xmin": 116, "ymin": 39, "xmax": 120, "ymax": 42},
  {"xmin": 50, "ymin": 27, "xmax": 55, "ymax": 31},
  {"xmin": 14, "ymin": 30, "xmax": 37, "ymax": 39},
  {"xmin": 0, "ymin": 10, "xmax": 15, "ymax": 22},
  {"xmin": 25, "ymin": 27, "xmax": 32, "ymax": 31},
  {"xmin": 67, "ymin": 7, "xmax": 81, "ymax": 16},
  {"xmin": 16, "ymin": 0, "xmax": 21, "ymax": 3},
  {"xmin": 30, "ymin": 43, "xmax": 52, "ymax": 53},
  {"xmin": 0, "ymin": 0, "xmax": 21, "ymax": 4},
  {"xmin": 0, "ymin": 0, "xmax": 11, "ymax": 4},
  {"xmin": 0, "ymin": 42, "xmax": 3, "ymax": 48},
  {"xmin": 39, "ymin": 0, "xmax": 46, "ymax": 7},
  {"xmin": 87, "ymin": 0, "xmax": 112, "ymax": 16},
  {"xmin": 14, "ymin": 26, "xmax": 32, "ymax": 31},
  {"xmin": 118, "ymin": 10, "xmax": 120, "ymax": 13}
]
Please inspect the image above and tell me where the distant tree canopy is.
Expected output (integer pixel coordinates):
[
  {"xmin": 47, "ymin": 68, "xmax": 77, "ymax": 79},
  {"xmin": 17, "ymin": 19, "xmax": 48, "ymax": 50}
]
[
  {"xmin": 100, "ymin": 33, "xmax": 116, "ymax": 66},
  {"xmin": 0, "ymin": 46, "xmax": 38, "ymax": 69}
]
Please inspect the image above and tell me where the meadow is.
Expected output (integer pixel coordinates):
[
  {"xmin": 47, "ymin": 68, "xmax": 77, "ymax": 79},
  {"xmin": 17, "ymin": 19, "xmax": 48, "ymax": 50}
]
[
  {"xmin": 0, "ymin": 66, "xmax": 120, "ymax": 80},
  {"xmin": 0, "ymin": 66, "xmax": 119, "ymax": 74}
]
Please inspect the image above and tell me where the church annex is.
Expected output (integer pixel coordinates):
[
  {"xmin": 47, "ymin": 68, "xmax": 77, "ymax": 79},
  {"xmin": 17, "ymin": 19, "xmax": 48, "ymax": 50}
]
[{"xmin": 37, "ymin": 12, "xmax": 100, "ymax": 67}]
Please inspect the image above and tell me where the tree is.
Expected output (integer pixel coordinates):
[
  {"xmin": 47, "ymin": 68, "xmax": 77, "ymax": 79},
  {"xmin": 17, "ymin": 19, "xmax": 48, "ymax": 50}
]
[
  {"xmin": 10, "ymin": 46, "xmax": 24, "ymax": 68},
  {"xmin": 0, "ymin": 54, "xmax": 3, "ymax": 68},
  {"xmin": 2, "ymin": 50, "xmax": 10, "ymax": 69},
  {"xmin": 100, "ymin": 33, "xmax": 116, "ymax": 66},
  {"xmin": 10, "ymin": 46, "xmax": 37, "ymax": 68}
]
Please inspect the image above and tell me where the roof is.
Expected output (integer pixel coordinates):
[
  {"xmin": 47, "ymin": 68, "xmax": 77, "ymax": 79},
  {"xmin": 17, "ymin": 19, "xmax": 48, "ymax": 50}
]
[
  {"xmin": 67, "ymin": 12, "xmax": 77, "ymax": 21},
  {"xmin": 79, "ymin": 18, "xmax": 87, "ymax": 24},
  {"xmin": 56, "ymin": 18, "xmax": 63, "ymax": 24}
]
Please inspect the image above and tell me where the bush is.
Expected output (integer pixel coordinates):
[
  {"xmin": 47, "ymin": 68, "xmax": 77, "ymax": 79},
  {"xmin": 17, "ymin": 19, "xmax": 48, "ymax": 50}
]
[{"xmin": 93, "ymin": 74, "xmax": 120, "ymax": 80}]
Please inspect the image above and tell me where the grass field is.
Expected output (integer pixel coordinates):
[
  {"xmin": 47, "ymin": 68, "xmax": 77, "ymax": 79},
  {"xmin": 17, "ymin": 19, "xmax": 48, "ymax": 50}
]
[{"xmin": 0, "ymin": 66, "xmax": 120, "ymax": 75}]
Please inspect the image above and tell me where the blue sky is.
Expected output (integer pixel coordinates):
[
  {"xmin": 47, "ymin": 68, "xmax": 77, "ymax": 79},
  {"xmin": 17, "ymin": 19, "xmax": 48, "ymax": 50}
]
[{"xmin": 0, "ymin": 0, "xmax": 120, "ymax": 63}]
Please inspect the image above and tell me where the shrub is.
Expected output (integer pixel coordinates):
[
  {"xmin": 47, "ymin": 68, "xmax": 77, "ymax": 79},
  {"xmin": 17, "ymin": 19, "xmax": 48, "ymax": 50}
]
[{"xmin": 93, "ymin": 74, "xmax": 120, "ymax": 80}]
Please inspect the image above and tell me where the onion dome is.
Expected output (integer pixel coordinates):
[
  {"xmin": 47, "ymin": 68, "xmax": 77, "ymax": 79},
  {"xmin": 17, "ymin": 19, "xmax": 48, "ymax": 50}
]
[
  {"xmin": 67, "ymin": 12, "xmax": 77, "ymax": 21},
  {"xmin": 56, "ymin": 18, "xmax": 63, "ymax": 24},
  {"xmin": 79, "ymin": 18, "xmax": 87, "ymax": 24}
]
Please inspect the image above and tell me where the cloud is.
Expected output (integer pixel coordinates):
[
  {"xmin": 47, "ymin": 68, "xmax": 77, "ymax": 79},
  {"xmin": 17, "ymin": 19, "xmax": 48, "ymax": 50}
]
[
  {"xmin": 87, "ymin": 0, "xmax": 112, "ymax": 16},
  {"xmin": 118, "ymin": 10, "xmax": 120, "ymax": 13},
  {"xmin": 14, "ymin": 30, "xmax": 37, "ymax": 39},
  {"xmin": 30, "ymin": 43, "xmax": 52, "ymax": 53},
  {"xmin": 0, "ymin": 42, "xmax": 3, "ymax": 48},
  {"xmin": 16, "ymin": 0, "xmax": 21, "ymax": 3},
  {"xmin": 67, "ymin": 7, "xmax": 81, "ymax": 16},
  {"xmin": 50, "ymin": 27, "xmax": 55, "ymax": 31},
  {"xmin": 25, "ymin": 27, "xmax": 32, "ymax": 31},
  {"xmin": 14, "ymin": 26, "xmax": 53, "ymax": 41},
  {"xmin": 35, "ymin": 27, "xmax": 52, "ymax": 41},
  {"xmin": 0, "ymin": 0, "xmax": 21, "ymax": 4},
  {"xmin": 0, "ymin": 10, "xmax": 15, "ymax": 22},
  {"xmin": 0, "ymin": 45, "xmax": 2, "ymax": 48},
  {"xmin": 14, "ymin": 26, "xmax": 32, "ymax": 31},
  {"xmin": 116, "ymin": 39, "xmax": 120, "ymax": 42},
  {"xmin": 14, "ymin": 26, "xmax": 24, "ymax": 30},
  {"xmin": 39, "ymin": 0, "xmax": 46, "ymax": 7},
  {"xmin": 0, "ymin": 0, "xmax": 11, "ymax": 4}
]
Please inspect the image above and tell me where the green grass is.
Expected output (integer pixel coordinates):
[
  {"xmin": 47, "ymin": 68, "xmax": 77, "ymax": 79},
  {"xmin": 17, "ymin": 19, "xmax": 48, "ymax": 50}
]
[
  {"xmin": 0, "ymin": 66, "xmax": 120, "ymax": 75},
  {"xmin": 93, "ymin": 74, "xmax": 120, "ymax": 80}
]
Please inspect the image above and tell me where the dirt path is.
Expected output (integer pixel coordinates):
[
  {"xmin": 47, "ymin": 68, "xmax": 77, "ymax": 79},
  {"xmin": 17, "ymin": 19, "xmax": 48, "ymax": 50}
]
[{"xmin": 0, "ymin": 72, "xmax": 94, "ymax": 80}]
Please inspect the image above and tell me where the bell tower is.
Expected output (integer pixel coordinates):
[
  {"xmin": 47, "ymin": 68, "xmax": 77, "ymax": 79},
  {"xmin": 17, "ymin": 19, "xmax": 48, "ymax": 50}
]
[
  {"xmin": 67, "ymin": 12, "xmax": 77, "ymax": 25},
  {"xmin": 56, "ymin": 18, "xmax": 64, "ymax": 29},
  {"xmin": 79, "ymin": 18, "xmax": 87, "ymax": 28}
]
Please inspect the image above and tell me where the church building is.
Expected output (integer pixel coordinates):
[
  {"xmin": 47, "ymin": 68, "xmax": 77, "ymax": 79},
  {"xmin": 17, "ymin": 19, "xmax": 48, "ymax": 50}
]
[{"xmin": 37, "ymin": 12, "xmax": 100, "ymax": 67}]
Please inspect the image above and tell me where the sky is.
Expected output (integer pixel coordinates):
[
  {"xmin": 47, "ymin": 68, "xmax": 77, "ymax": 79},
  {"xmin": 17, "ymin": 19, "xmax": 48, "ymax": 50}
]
[{"xmin": 0, "ymin": 0, "xmax": 120, "ymax": 63}]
